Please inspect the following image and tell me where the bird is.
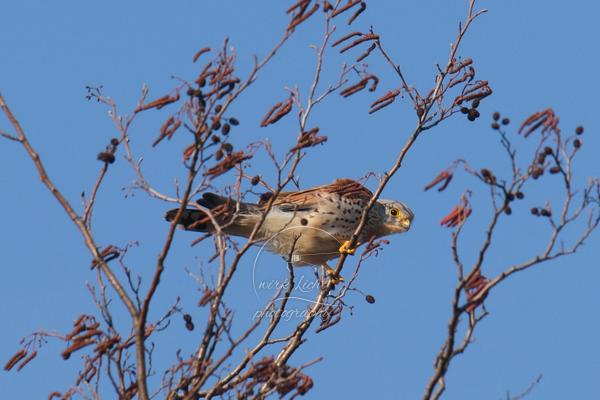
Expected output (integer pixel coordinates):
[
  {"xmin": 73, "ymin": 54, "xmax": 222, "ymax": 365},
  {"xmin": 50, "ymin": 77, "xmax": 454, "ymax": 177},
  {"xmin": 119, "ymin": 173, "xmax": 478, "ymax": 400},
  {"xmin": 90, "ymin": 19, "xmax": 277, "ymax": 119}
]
[{"xmin": 165, "ymin": 178, "xmax": 413, "ymax": 281}]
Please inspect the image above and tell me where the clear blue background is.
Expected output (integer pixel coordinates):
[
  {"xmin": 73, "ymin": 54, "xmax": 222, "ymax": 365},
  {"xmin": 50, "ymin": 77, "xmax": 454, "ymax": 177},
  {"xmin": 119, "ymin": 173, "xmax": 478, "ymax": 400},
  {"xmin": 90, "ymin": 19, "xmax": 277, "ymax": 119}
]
[{"xmin": 1, "ymin": 1, "xmax": 599, "ymax": 399}]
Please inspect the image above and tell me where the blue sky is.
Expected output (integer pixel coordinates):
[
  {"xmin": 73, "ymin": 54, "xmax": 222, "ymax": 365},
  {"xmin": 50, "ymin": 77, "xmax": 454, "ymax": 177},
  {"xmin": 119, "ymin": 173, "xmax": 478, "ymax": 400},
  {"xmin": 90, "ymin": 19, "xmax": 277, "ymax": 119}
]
[{"xmin": 1, "ymin": 1, "xmax": 599, "ymax": 399}]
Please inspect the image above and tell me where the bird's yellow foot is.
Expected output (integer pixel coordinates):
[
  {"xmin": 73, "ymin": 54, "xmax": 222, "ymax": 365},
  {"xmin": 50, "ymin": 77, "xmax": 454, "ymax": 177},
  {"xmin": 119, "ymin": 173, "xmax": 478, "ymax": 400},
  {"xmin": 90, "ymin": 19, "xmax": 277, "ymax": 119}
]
[
  {"xmin": 338, "ymin": 240, "xmax": 361, "ymax": 255},
  {"xmin": 323, "ymin": 262, "xmax": 345, "ymax": 283}
]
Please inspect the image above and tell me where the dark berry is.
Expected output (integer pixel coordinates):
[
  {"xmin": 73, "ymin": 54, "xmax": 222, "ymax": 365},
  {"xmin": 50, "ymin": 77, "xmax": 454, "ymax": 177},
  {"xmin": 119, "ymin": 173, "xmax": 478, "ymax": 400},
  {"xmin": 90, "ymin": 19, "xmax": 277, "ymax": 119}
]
[
  {"xmin": 221, "ymin": 123, "xmax": 230, "ymax": 135},
  {"xmin": 221, "ymin": 142, "xmax": 233, "ymax": 152}
]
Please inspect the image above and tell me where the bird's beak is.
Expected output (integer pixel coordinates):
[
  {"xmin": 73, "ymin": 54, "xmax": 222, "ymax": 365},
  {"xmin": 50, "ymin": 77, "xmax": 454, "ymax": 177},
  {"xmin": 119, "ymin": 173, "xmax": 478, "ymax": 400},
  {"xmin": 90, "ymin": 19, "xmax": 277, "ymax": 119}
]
[{"xmin": 401, "ymin": 218, "xmax": 411, "ymax": 230}]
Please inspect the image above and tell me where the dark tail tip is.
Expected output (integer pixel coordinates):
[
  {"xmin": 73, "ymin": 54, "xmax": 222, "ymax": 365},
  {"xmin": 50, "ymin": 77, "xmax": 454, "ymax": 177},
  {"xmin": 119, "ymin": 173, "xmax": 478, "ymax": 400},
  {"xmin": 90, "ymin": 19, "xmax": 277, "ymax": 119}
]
[
  {"xmin": 164, "ymin": 209, "xmax": 179, "ymax": 222},
  {"xmin": 198, "ymin": 192, "xmax": 230, "ymax": 209},
  {"xmin": 164, "ymin": 208, "xmax": 208, "ymax": 231}
]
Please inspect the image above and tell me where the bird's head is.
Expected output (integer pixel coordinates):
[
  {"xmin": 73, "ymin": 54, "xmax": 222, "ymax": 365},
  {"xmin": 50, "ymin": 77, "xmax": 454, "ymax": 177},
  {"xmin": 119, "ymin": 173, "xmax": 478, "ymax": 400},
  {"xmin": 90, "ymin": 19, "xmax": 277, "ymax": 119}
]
[{"xmin": 378, "ymin": 199, "xmax": 414, "ymax": 235}]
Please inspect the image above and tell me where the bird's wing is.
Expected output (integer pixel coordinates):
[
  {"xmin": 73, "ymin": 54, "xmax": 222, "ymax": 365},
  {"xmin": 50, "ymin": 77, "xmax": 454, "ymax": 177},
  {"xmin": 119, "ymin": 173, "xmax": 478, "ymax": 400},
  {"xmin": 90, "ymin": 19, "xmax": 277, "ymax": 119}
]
[{"xmin": 271, "ymin": 178, "xmax": 373, "ymax": 211}]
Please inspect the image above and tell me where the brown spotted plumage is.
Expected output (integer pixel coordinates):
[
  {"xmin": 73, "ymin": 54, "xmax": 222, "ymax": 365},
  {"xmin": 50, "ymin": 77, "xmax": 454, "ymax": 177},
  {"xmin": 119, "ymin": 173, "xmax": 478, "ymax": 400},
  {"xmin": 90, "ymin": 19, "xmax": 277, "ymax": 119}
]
[{"xmin": 165, "ymin": 178, "xmax": 413, "ymax": 268}]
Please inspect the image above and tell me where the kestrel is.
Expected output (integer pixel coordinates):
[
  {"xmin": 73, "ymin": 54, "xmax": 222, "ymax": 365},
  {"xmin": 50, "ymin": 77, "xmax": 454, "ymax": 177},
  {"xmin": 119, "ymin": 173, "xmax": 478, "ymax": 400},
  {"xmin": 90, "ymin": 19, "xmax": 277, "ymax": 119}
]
[{"xmin": 165, "ymin": 178, "xmax": 413, "ymax": 280}]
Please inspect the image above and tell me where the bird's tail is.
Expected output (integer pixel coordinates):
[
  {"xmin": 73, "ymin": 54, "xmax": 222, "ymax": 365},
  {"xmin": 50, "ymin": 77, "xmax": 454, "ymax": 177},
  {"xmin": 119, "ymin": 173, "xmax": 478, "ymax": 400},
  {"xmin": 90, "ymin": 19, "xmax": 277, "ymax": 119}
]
[{"xmin": 164, "ymin": 193, "xmax": 260, "ymax": 237}]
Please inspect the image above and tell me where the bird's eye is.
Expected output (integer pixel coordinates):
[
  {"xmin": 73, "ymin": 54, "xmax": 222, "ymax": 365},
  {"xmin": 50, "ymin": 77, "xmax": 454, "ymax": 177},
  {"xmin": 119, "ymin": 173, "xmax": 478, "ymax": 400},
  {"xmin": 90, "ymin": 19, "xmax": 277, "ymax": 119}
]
[{"xmin": 390, "ymin": 208, "xmax": 400, "ymax": 217}]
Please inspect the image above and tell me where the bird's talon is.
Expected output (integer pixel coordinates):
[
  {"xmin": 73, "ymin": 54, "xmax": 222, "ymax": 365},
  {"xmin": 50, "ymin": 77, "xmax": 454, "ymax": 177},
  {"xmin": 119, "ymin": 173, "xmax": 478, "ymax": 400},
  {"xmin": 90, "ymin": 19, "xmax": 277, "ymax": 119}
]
[
  {"xmin": 338, "ymin": 240, "xmax": 360, "ymax": 256},
  {"xmin": 323, "ymin": 263, "xmax": 345, "ymax": 283}
]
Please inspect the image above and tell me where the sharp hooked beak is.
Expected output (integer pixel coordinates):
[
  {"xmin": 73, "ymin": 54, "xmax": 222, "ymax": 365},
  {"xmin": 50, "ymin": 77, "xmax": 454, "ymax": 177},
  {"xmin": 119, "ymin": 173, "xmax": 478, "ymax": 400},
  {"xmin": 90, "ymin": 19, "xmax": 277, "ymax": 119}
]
[{"xmin": 401, "ymin": 218, "xmax": 411, "ymax": 230}]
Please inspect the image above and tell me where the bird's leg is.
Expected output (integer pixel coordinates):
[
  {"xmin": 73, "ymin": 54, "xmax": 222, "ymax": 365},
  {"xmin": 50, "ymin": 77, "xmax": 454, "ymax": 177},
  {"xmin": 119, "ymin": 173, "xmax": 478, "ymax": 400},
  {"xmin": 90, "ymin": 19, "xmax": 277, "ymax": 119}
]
[
  {"xmin": 323, "ymin": 262, "xmax": 345, "ymax": 283},
  {"xmin": 338, "ymin": 240, "xmax": 361, "ymax": 255}
]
